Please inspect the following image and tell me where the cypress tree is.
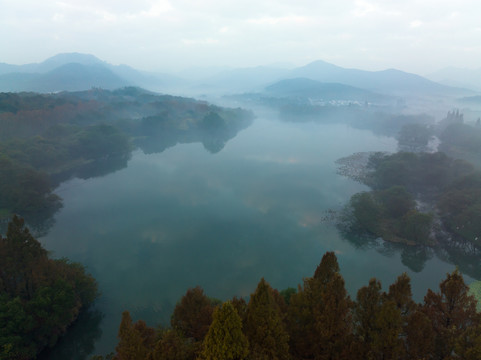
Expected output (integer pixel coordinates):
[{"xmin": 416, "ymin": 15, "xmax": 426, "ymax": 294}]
[
  {"xmin": 422, "ymin": 269, "xmax": 480, "ymax": 359},
  {"xmin": 352, "ymin": 278, "xmax": 383, "ymax": 359},
  {"xmin": 171, "ymin": 286, "xmax": 214, "ymax": 341},
  {"xmin": 245, "ymin": 278, "xmax": 289, "ymax": 360},
  {"xmin": 288, "ymin": 252, "xmax": 352, "ymax": 359},
  {"xmin": 200, "ymin": 301, "xmax": 248, "ymax": 360},
  {"xmin": 116, "ymin": 311, "xmax": 149, "ymax": 360}
]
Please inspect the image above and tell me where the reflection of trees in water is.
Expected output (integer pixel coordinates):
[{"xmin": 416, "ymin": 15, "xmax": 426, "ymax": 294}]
[
  {"xmin": 136, "ymin": 115, "xmax": 252, "ymax": 155},
  {"xmin": 6, "ymin": 154, "xmax": 132, "ymax": 236},
  {"xmin": 37, "ymin": 309, "xmax": 103, "ymax": 360},
  {"xmin": 435, "ymin": 246, "xmax": 481, "ymax": 280},
  {"xmin": 0, "ymin": 201, "xmax": 62, "ymax": 238},
  {"xmin": 400, "ymin": 246, "xmax": 433, "ymax": 273},
  {"xmin": 339, "ymin": 226, "xmax": 433, "ymax": 273},
  {"xmin": 75, "ymin": 154, "xmax": 131, "ymax": 180},
  {"xmin": 340, "ymin": 227, "xmax": 481, "ymax": 280}
]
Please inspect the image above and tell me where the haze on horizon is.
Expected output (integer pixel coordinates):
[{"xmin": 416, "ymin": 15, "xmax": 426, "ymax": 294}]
[{"xmin": 1, "ymin": 0, "xmax": 481, "ymax": 76}]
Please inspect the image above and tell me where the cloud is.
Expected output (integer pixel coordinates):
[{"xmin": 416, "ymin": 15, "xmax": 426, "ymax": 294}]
[
  {"xmin": 1, "ymin": 0, "xmax": 481, "ymax": 73},
  {"xmin": 247, "ymin": 15, "xmax": 312, "ymax": 26},
  {"xmin": 181, "ymin": 38, "xmax": 220, "ymax": 46}
]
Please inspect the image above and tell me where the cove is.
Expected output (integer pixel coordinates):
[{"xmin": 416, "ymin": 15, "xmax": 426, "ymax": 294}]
[{"xmin": 39, "ymin": 112, "xmax": 468, "ymax": 358}]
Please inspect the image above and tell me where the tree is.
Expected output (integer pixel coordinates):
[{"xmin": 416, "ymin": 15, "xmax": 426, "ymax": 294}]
[
  {"xmin": 349, "ymin": 192, "xmax": 383, "ymax": 235},
  {"xmin": 370, "ymin": 299, "xmax": 404, "ymax": 360},
  {"xmin": 455, "ymin": 324, "xmax": 481, "ymax": 359},
  {"xmin": 200, "ymin": 301, "xmax": 249, "ymax": 360},
  {"xmin": 245, "ymin": 278, "xmax": 289, "ymax": 360},
  {"xmin": 115, "ymin": 311, "xmax": 150, "ymax": 360},
  {"xmin": 352, "ymin": 278, "xmax": 383, "ymax": 359},
  {"xmin": 0, "ymin": 215, "xmax": 48, "ymax": 299},
  {"xmin": 314, "ymin": 272, "xmax": 353, "ymax": 360},
  {"xmin": 422, "ymin": 269, "xmax": 480, "ymax": 359},
  {"xmin": 405, "ymin": 310, "xmax": 435, "ymax": 360},
  {"xmin": 0, "ymin": 216, "xmax": 98, "ymax": 359},
  {"xmin": 171, "ymin": 286, "xmax": 215, "ymax": 341},
  {"xmin": 288, "ymin": 252, "xmax": 353, "ymax": 359},
  {"xmin": 150, "ymin": 330, "xmax": 191, "ymax": 360},
  {"xmin": 377, "ymin": 186, "xmax": 415, "ymax": 218}
]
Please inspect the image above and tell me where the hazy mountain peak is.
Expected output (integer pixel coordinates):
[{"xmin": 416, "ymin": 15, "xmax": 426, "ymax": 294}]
[
  {"xmin": 42, "ymin": 52, "xmax": 104, "ymax": 65},
  {"xmin": 37, "ymin": 53, "xmax": 106, "ymax": 72}
]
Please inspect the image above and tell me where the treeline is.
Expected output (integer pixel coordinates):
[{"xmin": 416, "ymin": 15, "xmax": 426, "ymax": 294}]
[
  {"xmin": 0, "ymin": 88, "xmax": 254, "ymax": 230},
  {"xmin": 0, "ymin": 216, "xmax": 98, "ymax": 359},
  {"xmin": 439, "ymin": 122, "xmax": 481, "ymax": 168},
  {"xmin": 96, "ymin": 252, "xmax": 481, "ymax": 360},
  {"xmin": 343, "ymin": 151, "xmax": 481, "ymax": 253}
]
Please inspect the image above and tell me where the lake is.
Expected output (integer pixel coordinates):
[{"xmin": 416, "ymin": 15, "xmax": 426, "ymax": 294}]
[{"xmin": 39, "ymin": 110, "xmax": 468, "ymax": 358}]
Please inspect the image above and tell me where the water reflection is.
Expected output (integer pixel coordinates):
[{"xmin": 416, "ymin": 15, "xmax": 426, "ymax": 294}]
[
  {"xmin": 338, "ymin": 229, "xmax": 434, "ymax": 274},
  {"xmin": 21, "ymin": 115, "xmax": 252, "ymax": 236},
  {"xmin": 37, "ymin": 309, "xmax": 103, "ymax": 360},
  {"xmin": 40, "ymin": 117, "xmax": 473, "ymax": 356}
]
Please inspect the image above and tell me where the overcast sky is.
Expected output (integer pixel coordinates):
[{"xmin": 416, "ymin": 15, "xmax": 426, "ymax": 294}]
[{"xmin": 1, "ymin": 0, "xmax": 480, "ymax": 74}]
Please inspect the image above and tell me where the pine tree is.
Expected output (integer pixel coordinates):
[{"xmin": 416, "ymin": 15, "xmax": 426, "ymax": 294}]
[
  {"xmin": 150, "ymin": 329, "xmax": 191, "ymax": 360},
  {"xmin": 287, "ymin": 252, "xmax": 352, "ymax": 359},
  {"xmin": 171, "ymin": 286, "xmax": 215, "ymax": 341},
  {"xmin": 371, "ymin": 300, "xmax": 404, "ymax": 360},
  {"xmin": 230, "ymin": 296, "xmax": 247, "ymax": 326},
  {"xmin": 115, "ymin": 311, "xmax": 149, "ymax": 360},
  {"xmin": 200, "ymin": 301, "xmax": 249, "ymax": 360},
  {"xmin": 314, "ymin": 272, "xmax": 353, "ymax": 360},
  {"xmin": 386, "ymin": 273, "xmax": 416, "ymax": 359},
  {"xmin": 455, "ymin": 323, "xmax": 481, "ymax": 359},
  {"xmin": 0, "ymin": 215, "xmax": 47, "ymax": 299},
  {"xmin": 245, "ymin": 278, "xmax": 289, "ymax": 360},
  {"xmin": 422, "ymin": 269, "xmax": 480, "ymax": 360},
  {"xmin": 352, "ymin": 278, "xmax": 383, "ymax": 359},
  {"xmin": 405, "ymin": 309, "xmax": 435, "ymax": 359}
]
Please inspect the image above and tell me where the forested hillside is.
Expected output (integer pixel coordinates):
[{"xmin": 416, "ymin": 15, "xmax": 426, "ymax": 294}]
[
  {"xmin": 0, "ymin": 216, "xmax": 98, "ymax": 359},
  {"xmin": 0, "ymin": 88, "xmax": 254, "ymax": 232}
]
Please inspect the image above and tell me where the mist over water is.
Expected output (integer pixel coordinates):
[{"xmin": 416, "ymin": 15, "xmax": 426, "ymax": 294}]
[{"xmin": 40, "ymin": 113, "xmax": 465, "ymax": 357}]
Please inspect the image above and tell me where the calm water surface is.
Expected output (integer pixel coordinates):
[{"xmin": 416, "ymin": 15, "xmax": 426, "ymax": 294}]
[{"xmin": 39, "ymin": 114, "xmax": 466, "ymax": 357}]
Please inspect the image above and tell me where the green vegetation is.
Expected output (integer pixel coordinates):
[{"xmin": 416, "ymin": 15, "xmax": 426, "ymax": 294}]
[
  {"xmin": 0, "ymin": 88, "xmax": 254, "ymax": 231},
  {"xmin": 342, "ymin": 151, "xmax": 481, "ymax": 252},
  {"xmin": 200, "ymin": 302, "xmax": 249, "ymax": 360},
  {"xmin": 347, "ymin": 187, "xmax": 433, "ymax": 245},
  {"xmin": 470, "ymin": 281, "xmax": 481, "ymax": 311},
  {"xmin": 397, "ymin": 123, "xmax": 433, "ymax": 152},
  {"xmin": 96, "ymin": 252, "xmax": 481, "ymax": 360},
  {"xmin": 0, "ymin": 216, "xmax": 98, "ymax": 359},
  {"xmin": 439, "ymin": 122, "xmax": 481, "ymax": 168}
]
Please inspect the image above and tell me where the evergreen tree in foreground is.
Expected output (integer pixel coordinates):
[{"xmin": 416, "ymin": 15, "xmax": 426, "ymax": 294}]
[
  {"xmin": 288, "ymin": 251, "xmax": 353, "ymax": 359},
  {"xmin": 245, "ymin": 278, "xmax": 289, "ymax": 360},
  {"xmin": 0, "ymin": 216, "xmax": 98, "ymax": 359},
  {"xmin": 200, "ymin": 301, "xmax": 248, "ymax": 360}
]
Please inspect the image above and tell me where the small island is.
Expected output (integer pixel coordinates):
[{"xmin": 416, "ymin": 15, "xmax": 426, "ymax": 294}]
[{"xmin": 339, "ymin": 146, "xmax": 481, "ymax": 255}]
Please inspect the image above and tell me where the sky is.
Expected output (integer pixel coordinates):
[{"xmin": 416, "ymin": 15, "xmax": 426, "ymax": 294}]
[{"xmin": 1, "ymin": 0, "xmax": 481, "ymax": 75}]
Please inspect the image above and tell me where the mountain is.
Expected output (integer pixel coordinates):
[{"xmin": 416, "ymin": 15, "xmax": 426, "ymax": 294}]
[
  {"xmin": 187, "ymin": 66, "xmax": 291, "ymax": 94},
  {"xmin": 0, "ymin": 53, "xmax": 183, "ymax": 93},
  {"xmin": 194, "ymin": 59, "xmax": 470, "ymax": 98},
  {"xmin": 0, "ymin": 53, "xmax": 472, "ymax": 97},
  {"xmin": 0, "ymin": 63, "xmax": 130, "ymax": 92},
  {"xmin": 0, "ymin": 53, "xmax": 105, "ymax": 75},
  {"xmin": 290, "ymin": 60, "xmax": 470, "ymax": 96},
  {"xmin": 265, "ymin": 78, "xmax": 388, "ymax": 102},
  {"xmin": 426, "ymin": 66, "xmax": 481, "ymax": 92}
]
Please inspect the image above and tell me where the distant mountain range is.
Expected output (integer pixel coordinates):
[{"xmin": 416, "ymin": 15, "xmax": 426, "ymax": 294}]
[
  {"xmin": 426, "ymin": 66, "xmax": 481, "ymax": 92},
  {"xmin": 264, "ymin": 78, "xmax": 390, "ymax": 103},
  {"xmin": 0, "ymin": 53, "xmax": 182, "ymax": 93},
  {"xmin": 0, "ymin": 53, "xmax": 476, "ymax": 98}
]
